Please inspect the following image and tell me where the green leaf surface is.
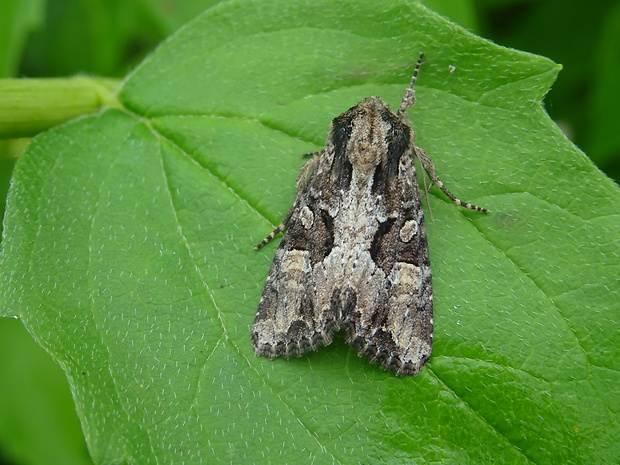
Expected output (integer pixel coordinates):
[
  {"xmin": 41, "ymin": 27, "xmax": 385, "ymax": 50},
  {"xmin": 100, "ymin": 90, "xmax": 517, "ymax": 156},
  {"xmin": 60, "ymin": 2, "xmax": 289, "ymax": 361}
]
[{"xmin": 1, "ymin": 1, "xmax": 618, "ymax": 464}]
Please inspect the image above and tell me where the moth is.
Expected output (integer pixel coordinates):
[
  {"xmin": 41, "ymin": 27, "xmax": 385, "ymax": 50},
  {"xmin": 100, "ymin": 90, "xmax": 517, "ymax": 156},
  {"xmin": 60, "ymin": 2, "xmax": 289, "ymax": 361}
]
[{"xmin": 252, "ymin": 54, "xmax": 488, "ymax": 376}]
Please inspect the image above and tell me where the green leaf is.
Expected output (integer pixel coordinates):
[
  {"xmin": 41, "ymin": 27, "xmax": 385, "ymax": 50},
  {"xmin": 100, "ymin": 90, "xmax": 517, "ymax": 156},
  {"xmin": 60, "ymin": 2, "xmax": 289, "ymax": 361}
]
[
  {"xmin": 421, "ymin": 0, "xmax": 479, "ymax": 31},
  {"xmin": 1, "ymin": 1, "xmax": 618, "ymax": 463}
]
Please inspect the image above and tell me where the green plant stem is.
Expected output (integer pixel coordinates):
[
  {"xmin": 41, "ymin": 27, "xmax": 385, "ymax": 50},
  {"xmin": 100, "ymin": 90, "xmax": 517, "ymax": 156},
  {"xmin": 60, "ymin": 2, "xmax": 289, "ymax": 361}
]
[{"xmin": 0, "ymin": 77, "xmax": 120, "ymax": 139}]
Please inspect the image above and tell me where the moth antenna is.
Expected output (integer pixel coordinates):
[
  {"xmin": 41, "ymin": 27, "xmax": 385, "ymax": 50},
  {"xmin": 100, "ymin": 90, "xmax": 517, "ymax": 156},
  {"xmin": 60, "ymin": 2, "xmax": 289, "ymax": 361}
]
[{"xmin": 397, "ymin": 52, "xmax": 425, "ymax": 118}]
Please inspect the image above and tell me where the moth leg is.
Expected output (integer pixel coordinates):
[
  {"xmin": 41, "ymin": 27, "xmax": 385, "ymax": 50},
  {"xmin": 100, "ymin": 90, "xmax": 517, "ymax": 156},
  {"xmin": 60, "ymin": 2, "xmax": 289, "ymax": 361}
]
[
  {"xmin": 296, "ymin": 151, "xmax": 321, "ymax": 192},
  {"xmin": 414, "ymin": 146, "xmax": 489, "ymax": 213},
  {"xmin": 254, "ymin": 223, "xmax": 287, "ymax": 250},
  {"xmin": 418, "ymin": 163, "xmax": 435, "ymax": 224},
  {"xmin": 397, "ymin": 54, "xmax": 488, "ymax": 213},
  {"xmin": 300, "ymin": 150, "xmax": 322, "ymax": 159},
  {"xmin": 254, "ymin": 153, "xmax": 322, "ymax": 250}
]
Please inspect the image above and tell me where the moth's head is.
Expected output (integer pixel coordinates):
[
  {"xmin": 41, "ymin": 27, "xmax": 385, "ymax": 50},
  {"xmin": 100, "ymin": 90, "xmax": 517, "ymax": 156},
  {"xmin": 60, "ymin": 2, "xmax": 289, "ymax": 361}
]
[{"xmin": 331, "ymin": 97, "xmax": 411, "ymax": 173}]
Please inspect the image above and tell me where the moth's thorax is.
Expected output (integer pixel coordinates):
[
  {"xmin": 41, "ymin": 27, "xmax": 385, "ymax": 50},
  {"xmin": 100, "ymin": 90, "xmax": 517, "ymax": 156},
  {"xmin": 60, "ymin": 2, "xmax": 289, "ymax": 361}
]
[{"xmin": 332, "ymin": 97, "xmax": 412, "ymax": 177}]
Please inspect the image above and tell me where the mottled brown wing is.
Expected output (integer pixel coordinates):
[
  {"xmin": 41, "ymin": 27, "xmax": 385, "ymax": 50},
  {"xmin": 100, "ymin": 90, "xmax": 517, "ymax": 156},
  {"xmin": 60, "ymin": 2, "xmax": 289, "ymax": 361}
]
[
  {"xmin": 342, "ymin": 148, "xmax": 433, "ymax": 376},
  {"xmin": 251, "ymin": 152, "xmax": 343, "ymax": 359}
]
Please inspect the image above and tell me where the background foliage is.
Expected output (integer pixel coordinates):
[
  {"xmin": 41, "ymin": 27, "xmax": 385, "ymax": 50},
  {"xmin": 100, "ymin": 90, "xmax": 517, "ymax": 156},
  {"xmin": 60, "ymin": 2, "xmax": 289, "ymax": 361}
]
[{"xmin": 0, "ymin": 0, "xmax": 618, "ymax": 464}]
